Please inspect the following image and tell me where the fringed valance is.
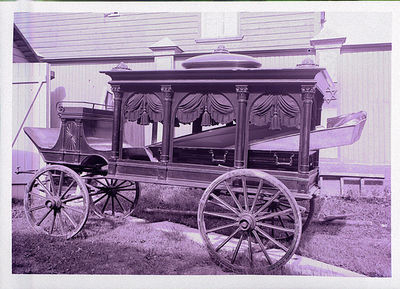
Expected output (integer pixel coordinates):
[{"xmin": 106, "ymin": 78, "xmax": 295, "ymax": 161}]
[
  {"xmin": 176, "ymin": 93, "xmax": 234, "ymax": 126},
  {"xmin": 124, "ymin": 93, "xmax": 163, "ymax": 125},
  {"xmin": 250, "ymin": 94, "xmax": 300, "ymax": 130}
]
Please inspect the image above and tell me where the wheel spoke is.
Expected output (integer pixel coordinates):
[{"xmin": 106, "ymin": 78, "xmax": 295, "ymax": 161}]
[
  {"xmin": 61, "ymin": 209, "xmax": 77, "ymax": 229},
  {"xmin": 57, "ymin": 211, "xmax": 66, "ymax": 236},
  {"xmin": 114, "ymin": 180, "xmax": 131, "ymax": 189},
  {"xmin": 247, "ymin": 232, "xmax": 253, "ymax": 266},
  {"xmin": 105, "ymin": 178, "xmax": 111, "ymax": 186},
  {"xmin": 277, "ymin": 215, "xmax": 291, "ymax": 238},
  {"xmin": 46, "ymin": 171, "xmax": 56, "ymax": 196},
  {"xmin": 256, "ymin": 208, "xmax": 293, "ymax": 222},
  {"xmin": 231, "ymin": 232, "xmax": 244, "ymax": 264},
  {"xmin": 210, "ymin": 193, "xmax": 240, "ymax": 215},
  {"xmin": 114, "ymin": 180, "xmax": 127, "ymax": 188},
  {"xmin": 36, "ymin": 208, "xmax": 52, "ymax": 226},
  {"xmin": 114, "ymin": 195, "xmax": 127, "ymax": 212},
  {"xmin": 111, "ymin": 196, "xmax": 115, "ymax": 216},
  {"xmin": 93, "ymin": 193, "xmax": 108, "ymax": 204},
  {"xmin": 252, "ymin": 230, "xmax": 272, "ymax": 265},
  {"xmin": 89, "ymin": 190, "xmax": 105, "ymax": 197},
  {"xmin": 241, "ymin": 177, "xmax": 249, "ymax": 211},
  {"xmin": 36, "ymin": 178, "xmax": 52, "ymax": 196},
  {"xmin": 116, "ymin": 192, "xmax": 136, "ymax": 204},
  {"xmin": 91, "ymin": 178, "xmax": 108, "ymax": 187},
  {"xmin": 224, "ymin": 181, "xmax": 243, "ymax": 213},
  {"xmin": 215, "ymin": 227, "xmax": 241, "ymax": 252},
  {"xmin": 60, "ymin": 180, "xmax": 77, "ymax": 199},
  {"xmin": 286, "ymin": 214, "xmax": 295, "ymax": 222},
  {"xmin": 28, "ymin": 191, "xmax": 47, "ymax": 200},
  {"xmin": 206, "ymin": 222, "xmax": 238, "ymax": 233},
  {"xmin": 49, "ymin": 210, "xmax": 56, "ymax": 234},
  {"xmin": 250, "ymin": 180, "xmax": 263, "ymax": 213},
  {"xmin": 255, "ymin": 226, "xmax": 288, "ymax": 252},
  {"xmin": 86, "ymin": 183, "xmax": 99, "ymax": 192},
  {"xmin": 278, "ymin": 202, "xmax": 291, "ymax": 208},
  {"xmin": 63, "ymin": 204, "xmax": 84, "ymax": 215},
  {"xmin": 255, "ymin": 191, "xmax": 281, "ymax": 215},
  {"xmin": 29, "ymin": 204, "xmax": 47, "ymax": 212},
  {"xmin": 203, "ymin": 211, "xmax": 238, "ymax": 221},
  {"xmin": 58, "ymin": 171, "xmax": 65, "ymax": 196},
  {"xmin": 101, "ymin": 195, "xmax": 111, "ymax": 213},
  {"xmin": 62, "ymin": 194, "xmax": 84, "ymax": 203},
  {"xmin": 257, "ymin": 222, "xmax": 295, "ymax": 233},
  {"xmin": 112, "ymin": 188, "xmax": 136, "ymax": 192}
]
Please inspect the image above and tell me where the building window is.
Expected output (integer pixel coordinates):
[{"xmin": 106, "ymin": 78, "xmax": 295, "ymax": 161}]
[{"xmin": 201, "ymin": 12, "xmax": 239, "ymax": 39}]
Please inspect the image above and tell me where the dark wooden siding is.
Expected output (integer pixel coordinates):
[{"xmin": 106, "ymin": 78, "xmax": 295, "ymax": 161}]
[{"xmin": 14, "ymin": 12, "xmax": 321, "ymax": 60}]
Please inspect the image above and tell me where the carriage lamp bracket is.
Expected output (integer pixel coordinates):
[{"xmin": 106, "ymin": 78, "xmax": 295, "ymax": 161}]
[
  {"xmin": 209, "ymin": 150, "xmax": 228, "ymax": 164},
  {"xmin": 273, "ymin": 153, "xmax": 294, "ymax": 167}
]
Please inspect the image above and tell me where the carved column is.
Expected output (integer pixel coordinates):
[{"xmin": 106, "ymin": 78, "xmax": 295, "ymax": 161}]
[
  {"xmin": 234, "ymin": 85, "xmax": 249, "ymax": 169},
  {"xmin": 160, "ymin": 85, "xmax": 173, "ymax": 164},
  {"xmin": 111, "ymin": 85, "xmax": 123, "ymax": 161},
  {"xmin": 298, "ymin": 85, "xmax": 315, "ymax": 181}
]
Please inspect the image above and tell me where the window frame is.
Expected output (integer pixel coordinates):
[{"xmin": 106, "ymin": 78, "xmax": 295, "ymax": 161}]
[{"xmin": 197, "ymin": 12, "xmax": 243, "ymax": 43}]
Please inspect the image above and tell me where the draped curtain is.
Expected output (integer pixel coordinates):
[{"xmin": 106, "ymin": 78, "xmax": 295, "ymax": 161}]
[
  {"xmin": 176, "ymin": 93, "xmax": 234, "ymax": 126},
  {"xmin": 124, "ymin": 93, "xmax": 163, "ymax": 125},
  {"xmin": 250, "ymin": 94, "xmax": 300, "ymax": 130}
]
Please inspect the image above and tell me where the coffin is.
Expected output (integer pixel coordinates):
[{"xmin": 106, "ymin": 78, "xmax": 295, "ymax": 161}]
[
  {"xmin": 250, "ymin": 111, "xmax": 367, "ymax": 151},
  {"xmin": 148, "ymin": 111, "xmax": 366, "ymax": 170},
  {"xmin": 169, "ymin": 111, "xmax": 367, "ymax": 151}
]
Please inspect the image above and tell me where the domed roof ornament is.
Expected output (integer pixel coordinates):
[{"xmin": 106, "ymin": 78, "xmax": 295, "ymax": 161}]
[{"xmin": 182, "ymin": 45, "xmax": 261, "ymax": 69}]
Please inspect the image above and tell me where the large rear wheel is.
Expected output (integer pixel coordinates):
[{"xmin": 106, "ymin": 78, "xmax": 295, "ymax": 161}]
[{"xmin": 198, "ymin": 169, "xmax": 302, "ymax": 273}]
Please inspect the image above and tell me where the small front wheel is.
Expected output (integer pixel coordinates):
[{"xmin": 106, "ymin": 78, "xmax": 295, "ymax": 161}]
[
  {"xmin": 198, "ymin": 169, "xmax": 302, "ymax": 273},
  {"xmin": 24, "ymin": 165, "xmax": 90, "ymax": 239}
]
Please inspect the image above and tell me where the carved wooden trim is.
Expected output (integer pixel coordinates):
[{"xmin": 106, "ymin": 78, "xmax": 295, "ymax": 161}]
[{"xmin": 301, "ymin": 85, "xmax": 316, "ymax": 102}]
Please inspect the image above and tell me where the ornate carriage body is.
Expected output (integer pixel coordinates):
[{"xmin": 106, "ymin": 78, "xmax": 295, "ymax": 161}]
[{"xmin": 22, "ymin": 49, "xmax": 366, "ymax": 273}]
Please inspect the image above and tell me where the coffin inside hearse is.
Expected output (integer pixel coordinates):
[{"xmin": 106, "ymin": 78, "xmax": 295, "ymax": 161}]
[{"xmin": 147, "ymin": 110, "xmax": 366, "ymax": 171}]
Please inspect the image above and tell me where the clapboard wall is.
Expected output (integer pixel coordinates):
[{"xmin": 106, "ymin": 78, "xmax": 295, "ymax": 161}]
[
  {"xmin": 12, "ymin": 63, "xmax": 48, "ymax": 198},
  {"xmin": 337, "ymin": 46, "xmax": 391, "ymax": 171},
  {"xmin": 14, "ymin": 12, "xmax": 322, "ymax": 61}
]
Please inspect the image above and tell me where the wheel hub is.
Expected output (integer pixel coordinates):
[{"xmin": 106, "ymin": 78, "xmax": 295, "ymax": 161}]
[
  {"xmin": 45, "ymin": 197, "xmax": 62, "ymax": 210},
  {"xmin": 239, "ymin": 213, "xmax": 256, "ymax": 231}
]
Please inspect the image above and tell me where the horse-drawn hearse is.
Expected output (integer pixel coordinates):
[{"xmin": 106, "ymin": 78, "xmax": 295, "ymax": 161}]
[{"xmin": 22, "ymin": 46, "xmax": 366, "ymax": 273}]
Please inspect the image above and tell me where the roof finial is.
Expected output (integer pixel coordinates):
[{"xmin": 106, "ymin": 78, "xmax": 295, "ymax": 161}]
[
  {"xmin": 112, "ymin": 62, "xmax": 132, "ymax": 71},
  {"xmin": 213, "ymin": 45, "xmax": 229, "ymax": 54}
]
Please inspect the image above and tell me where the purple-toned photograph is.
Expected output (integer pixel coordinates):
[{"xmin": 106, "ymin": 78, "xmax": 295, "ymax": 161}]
[{"xmin": 10, "ymin": 8, "xmax": 391, "ymax": 283}]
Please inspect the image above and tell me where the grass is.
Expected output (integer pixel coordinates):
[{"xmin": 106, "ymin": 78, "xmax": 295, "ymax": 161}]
[
  {"xmin": 12, "ymin": 199, "xmax": 229, "ymax": 275},
  {"xmin": 12, "ymin": 184, "xmax": 391, "ymax": 276},
  {"xmin": 134, "ymin": 184, "xmax": 391, "ymax": 277}
]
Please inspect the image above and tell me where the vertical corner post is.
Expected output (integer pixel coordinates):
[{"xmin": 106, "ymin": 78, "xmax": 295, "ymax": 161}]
[
  {"xmin": 299, "ymin": 84, "xmax": 315, "ymax": 178},
  {"xmin": 111, "ymin": 85, "xmax": 123, "ymax": 161},
  {"xmin": 160, "ymin": 85, "xmax": 173, "ymax": 164},
  {"xmin": 234, "ymin": 85, "xmax": 249, "ymax": 169}
]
